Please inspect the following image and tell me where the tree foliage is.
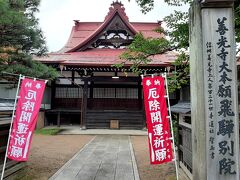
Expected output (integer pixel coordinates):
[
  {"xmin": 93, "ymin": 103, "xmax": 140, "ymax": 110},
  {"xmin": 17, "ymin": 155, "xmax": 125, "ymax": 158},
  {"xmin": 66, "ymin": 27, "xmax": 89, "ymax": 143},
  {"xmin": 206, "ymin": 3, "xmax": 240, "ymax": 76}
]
[
  {"xmin": 116, "ymin": 33, "xmax": 172, "ymax": 73},
  {"xmin": 119, "ymin": 0, "xmax": 240, "ymax": 92},
  {"xmin": 235, "ymin": 1, "xmax": 240, "ymax": 53},
  {"xmin": 0, "ymin": 0, "xmax": 57, "ymax": 80},
  {"xmin": 135, "ymin": 0, "xmax": 191, "ymax": 14}
]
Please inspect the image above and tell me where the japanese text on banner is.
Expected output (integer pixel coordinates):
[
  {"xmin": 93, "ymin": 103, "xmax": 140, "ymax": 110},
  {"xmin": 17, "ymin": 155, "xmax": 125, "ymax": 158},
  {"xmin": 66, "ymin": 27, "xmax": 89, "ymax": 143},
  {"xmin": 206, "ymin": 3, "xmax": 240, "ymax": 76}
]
[
  {"xmin": 8, "ymin": 78, "xmax": 46, "ymax": 161},
  {"xmin": 142, "ymin": 76, "xmax": 173, "ymax": 165}
]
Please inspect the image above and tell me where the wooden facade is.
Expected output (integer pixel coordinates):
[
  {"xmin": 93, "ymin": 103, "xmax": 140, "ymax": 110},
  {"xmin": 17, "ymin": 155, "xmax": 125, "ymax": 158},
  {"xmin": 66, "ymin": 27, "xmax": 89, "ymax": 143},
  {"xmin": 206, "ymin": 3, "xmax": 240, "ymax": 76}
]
[
  {"xmin": 171, "ymin": 86, "xmax": 192, "ymax": 179},
  {"xmin": 0, "ymin": 99, "xmax": 25, "ymax": 179},
  {"xmin": 46, "ymin": 74, "xmax": 148, "ymax": 129},
  {"xmin": 36, "ymin": 1, "xmax": 177, "ymax": 129}
]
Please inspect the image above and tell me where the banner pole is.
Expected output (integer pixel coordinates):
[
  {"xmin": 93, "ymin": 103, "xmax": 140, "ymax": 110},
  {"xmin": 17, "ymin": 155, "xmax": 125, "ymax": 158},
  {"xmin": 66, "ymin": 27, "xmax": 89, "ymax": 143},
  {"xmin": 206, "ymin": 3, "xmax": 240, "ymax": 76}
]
[
  {"xmin": 1, "ymin": 74, "xmax": 23, "ymax": 180},
  {"xmin": 162, "ymin": 72, "xmax": 179, "ymax": 180}
]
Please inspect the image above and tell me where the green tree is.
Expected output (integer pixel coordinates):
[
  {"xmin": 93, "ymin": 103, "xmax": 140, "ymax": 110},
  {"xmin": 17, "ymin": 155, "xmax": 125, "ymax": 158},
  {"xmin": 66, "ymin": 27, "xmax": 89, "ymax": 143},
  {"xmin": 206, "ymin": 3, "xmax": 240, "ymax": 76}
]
[
  {"xmin": 235, "ymin": 1, "xmax": 240, "ymax": 53},
  {"xmin": 119, "ymin": 0, "xmax": 240, "ymax": 92},
  {"xmin": 0, "ymin": 0, "xmax": 57, "ymax": 80}
]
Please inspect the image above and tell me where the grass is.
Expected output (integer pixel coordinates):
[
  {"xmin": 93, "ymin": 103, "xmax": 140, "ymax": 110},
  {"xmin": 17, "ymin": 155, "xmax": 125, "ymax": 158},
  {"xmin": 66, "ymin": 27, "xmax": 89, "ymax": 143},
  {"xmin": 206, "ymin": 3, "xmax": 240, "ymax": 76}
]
[
  {"xmin": 167, "ymin": 176, "xmax": 177, "ymax": 180},
  {"xmin": 14, "ymin": 174, "xmax": 36, "ymax": 180},
  {"xmin": 34, "ymin": 128, "xmax": 61, "ymax": 135}
]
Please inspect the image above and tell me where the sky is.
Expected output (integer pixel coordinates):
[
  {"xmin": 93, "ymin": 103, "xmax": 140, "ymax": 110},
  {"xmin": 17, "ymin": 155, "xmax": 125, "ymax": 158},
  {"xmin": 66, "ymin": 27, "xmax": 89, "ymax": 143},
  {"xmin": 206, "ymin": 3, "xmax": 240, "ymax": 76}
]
[{"xmin": 37, "ymin": 0, "xmax": 189, "ymax": 52}]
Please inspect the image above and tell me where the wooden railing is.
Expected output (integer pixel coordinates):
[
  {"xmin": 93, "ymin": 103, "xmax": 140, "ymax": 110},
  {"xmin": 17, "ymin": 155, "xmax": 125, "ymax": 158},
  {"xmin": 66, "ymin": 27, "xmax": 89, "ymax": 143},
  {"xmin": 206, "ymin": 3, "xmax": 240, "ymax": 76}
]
[
  {"xmin": 178, "ymin": 114, "xmax": 193, "ymax": 179},
  {"xmin": 53, "ymin": 98, "xmax": 142, "ymax": 111},
  {"xmin": 53, "ymin": 98, "xmax": 82, "ymax": 109},
  {"xmin": 0, "ymin": 117, "xmax": 25, "ymax": 178}
]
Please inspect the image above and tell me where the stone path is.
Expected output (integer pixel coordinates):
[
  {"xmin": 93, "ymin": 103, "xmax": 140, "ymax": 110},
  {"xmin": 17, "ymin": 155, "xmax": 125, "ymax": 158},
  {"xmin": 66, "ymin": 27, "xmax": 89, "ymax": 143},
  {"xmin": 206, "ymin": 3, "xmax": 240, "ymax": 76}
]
[{"xmin": 49, "ymin": 135, "xmax": 139, "ymax": 180}]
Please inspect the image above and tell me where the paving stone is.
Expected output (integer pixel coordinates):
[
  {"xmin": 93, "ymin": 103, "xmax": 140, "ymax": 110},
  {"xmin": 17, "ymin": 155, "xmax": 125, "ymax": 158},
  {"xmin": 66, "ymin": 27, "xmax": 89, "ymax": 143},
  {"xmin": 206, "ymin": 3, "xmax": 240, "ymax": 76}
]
[
  {"xmin": 53, "ymin": 168, "xmax": 79, "ymax": 180},
  {"xmin": 95, "ymin": 163, "xmax": 116, "ymax": 180},
  {"xmin": 115, "ymin": 163, "xmax": 135, "ymax": 180},
  {"xmin": 50, "ymin": 135, "xmax": 139, "ymax": 180},
  {"xmin": 76, "ymin": 163, "xmax": 100, "ymax": 180}
]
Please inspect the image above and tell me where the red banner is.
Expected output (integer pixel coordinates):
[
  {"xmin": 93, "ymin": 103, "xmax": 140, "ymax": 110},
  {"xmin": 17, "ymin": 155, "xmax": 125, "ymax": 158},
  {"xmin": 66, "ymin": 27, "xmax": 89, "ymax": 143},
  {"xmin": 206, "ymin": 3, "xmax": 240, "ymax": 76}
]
[
  {"xmin": 142, "ymin": 76, "xmax": 173, "ymax": 164},
  {"xmin": 7, "ymin": 78, "xmax": 46, "ymax": 161}
]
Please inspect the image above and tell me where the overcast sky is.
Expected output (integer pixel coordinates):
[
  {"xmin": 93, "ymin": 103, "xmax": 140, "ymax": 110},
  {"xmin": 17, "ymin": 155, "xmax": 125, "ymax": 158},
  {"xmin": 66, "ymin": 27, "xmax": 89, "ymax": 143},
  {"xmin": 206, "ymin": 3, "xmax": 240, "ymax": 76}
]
[{"xmin": 37, "ymin": 0, "xmax": 189, "ymax": 52}]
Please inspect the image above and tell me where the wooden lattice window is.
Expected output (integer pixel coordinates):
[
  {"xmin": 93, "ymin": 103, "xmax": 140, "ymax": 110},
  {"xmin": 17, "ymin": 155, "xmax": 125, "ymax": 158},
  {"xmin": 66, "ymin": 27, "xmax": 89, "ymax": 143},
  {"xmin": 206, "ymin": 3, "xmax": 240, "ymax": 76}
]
[
  {"xmin": 116, "ymin": 88, "xmax": 126, "ymax": 98},
  {"xmin": 93, "ymin": 88, "xmax": 138, "ymax": 99},
  {"xmin": 55, "ymin": 87, "xmax": 82, "ymax": 98},
  {"xmin": 126, "ymin": 88, "xmax": 138, "ymax": 99}
]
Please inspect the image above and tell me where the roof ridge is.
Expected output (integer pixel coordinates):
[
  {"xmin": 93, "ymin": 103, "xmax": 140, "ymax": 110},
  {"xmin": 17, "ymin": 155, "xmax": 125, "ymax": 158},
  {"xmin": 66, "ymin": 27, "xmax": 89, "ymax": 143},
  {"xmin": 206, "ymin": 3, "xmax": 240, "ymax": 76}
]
[
  {"xmin": 105, "ymin": 1, "xmax": 128, "ymax": 21},
  {"xmin": 66, "ymin": 2, "xmax": 137, "ymax": 52}
]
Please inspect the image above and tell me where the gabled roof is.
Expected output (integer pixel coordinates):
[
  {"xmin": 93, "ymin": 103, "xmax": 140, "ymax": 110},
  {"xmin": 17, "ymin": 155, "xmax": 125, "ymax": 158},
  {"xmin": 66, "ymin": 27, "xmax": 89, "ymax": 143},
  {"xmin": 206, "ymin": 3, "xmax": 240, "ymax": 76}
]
[
  {"xmin": 36, "ymin": 1, "xmax": 174, "ymax": 67},
  {"xmin": 58, "ymin": 21, "xmax": 162, "ymax": 53},
  {"xmin": 67, "ymin": 1, "xmax": 138, "ymax": 52}
]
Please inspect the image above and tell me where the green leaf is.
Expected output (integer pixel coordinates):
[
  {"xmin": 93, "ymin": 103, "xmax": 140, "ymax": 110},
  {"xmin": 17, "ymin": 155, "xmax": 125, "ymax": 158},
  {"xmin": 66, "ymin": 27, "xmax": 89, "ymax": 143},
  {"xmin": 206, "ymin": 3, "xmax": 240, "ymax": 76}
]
[{"xmin": 0, "ymin": 0, "xmax": 57, "ymax": 81}]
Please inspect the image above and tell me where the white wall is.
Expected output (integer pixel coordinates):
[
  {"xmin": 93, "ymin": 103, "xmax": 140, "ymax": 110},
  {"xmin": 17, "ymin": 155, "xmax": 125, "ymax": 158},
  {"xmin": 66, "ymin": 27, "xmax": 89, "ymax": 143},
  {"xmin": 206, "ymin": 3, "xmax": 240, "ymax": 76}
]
[
  {"xmin": 0, "ymin": 84, "xmax": 18, "ymax": 99},
  {"xmin": 0, "ymin": 83, "xmax": 52, "ymax": 109}
]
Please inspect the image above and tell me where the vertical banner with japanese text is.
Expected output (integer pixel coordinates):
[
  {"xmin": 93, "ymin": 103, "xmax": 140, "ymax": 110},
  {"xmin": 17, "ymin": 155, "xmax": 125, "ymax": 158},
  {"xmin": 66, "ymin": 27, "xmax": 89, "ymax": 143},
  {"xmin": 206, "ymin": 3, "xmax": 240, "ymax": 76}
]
[
  {"xmin": 142, "ymin": 76, "xmax": 173, "ymax": 165},
  {"xmin": 7, "ymin": 78, "xmax": 46, "ymax": 161}
]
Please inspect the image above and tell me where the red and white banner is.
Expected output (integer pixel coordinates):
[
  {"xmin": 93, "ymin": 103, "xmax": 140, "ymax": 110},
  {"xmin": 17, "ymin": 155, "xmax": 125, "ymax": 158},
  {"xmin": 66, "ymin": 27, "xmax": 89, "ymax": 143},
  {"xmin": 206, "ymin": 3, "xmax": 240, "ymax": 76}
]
[
  {"xmin": 142, "ymin": 76, "xmax": 173, "ymax": 164},
  {"xmin": 7, "ymin": 78, "xmax": 46, "ymax": 161}
]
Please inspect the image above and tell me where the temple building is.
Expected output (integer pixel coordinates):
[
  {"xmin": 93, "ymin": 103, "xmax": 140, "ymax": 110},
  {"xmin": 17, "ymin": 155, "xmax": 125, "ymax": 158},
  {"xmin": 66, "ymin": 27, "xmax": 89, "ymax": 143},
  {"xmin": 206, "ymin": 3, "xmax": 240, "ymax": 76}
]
[{"xmin": 35, "ymin": 1, "xmax": 177, "ymax": 129}]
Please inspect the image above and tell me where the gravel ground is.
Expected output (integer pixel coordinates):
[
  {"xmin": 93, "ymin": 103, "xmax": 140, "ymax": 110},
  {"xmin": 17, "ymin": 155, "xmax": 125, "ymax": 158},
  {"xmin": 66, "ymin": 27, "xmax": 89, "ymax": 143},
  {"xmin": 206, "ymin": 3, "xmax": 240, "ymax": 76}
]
[
  {"xmin": 131, "ymin": 136, "xmax": 176, "ymax": 180},
  {"xmin": 21, "ymin": 134, "xmax": 94, "ymax": 180},
  {"xmin": 18, "ymin": 134, "xmax": 177, "ymax": 180}
]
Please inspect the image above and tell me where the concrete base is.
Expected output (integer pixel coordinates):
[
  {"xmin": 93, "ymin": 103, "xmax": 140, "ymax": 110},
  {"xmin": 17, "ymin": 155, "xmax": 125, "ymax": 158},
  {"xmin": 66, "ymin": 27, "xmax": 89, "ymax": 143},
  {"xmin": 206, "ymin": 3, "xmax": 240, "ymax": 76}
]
[{"xmin": 44, "ymin": 126, "xmax": 147, "ymax": 136}]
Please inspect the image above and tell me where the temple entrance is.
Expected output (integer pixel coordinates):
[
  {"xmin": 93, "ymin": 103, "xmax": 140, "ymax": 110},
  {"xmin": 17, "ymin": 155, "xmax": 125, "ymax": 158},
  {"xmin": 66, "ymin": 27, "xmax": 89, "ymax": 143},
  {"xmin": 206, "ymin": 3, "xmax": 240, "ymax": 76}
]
[
  {"xmin": 36, "ymin": 1, "xmax": 177, "ymax": 130},
  {"xmin": 88, "ymin": 84, "xmax": 141, "ymax": 110},
  {"xmin": 46, "ymin": 76, "xmax": 145, "ymax": 129},
  {"xmin": 46, "ymin": 86, "xmax": 83, "ymax": 126},
  {"xmin": 82, "ymin": 76, "xmax": 144, "ymax": 129},
  {"xmin": 85, "ymin": 80, "xmax": 144, "ymax": 129}
]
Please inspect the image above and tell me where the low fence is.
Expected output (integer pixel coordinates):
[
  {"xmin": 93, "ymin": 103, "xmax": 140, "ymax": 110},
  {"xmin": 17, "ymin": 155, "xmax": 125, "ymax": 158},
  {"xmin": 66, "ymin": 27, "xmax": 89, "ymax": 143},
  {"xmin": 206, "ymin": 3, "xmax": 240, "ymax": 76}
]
[
  {"xmin": 0, "ymin": 100, "xmax": 25, "ymax": 179},
  {"xmin": 178, "ymin": 114, "xmax": 192, "ymax": 179}
]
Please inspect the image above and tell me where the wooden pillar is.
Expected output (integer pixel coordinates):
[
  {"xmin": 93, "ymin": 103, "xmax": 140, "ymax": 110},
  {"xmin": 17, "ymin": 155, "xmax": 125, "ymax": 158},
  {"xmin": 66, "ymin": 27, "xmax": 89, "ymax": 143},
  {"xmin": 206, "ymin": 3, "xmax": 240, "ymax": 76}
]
[
  {"xmin": 81, "ymin": 80, "xmax": 88, "ymax": 129},
  {"xmin": 90, "ymin": 81, "xmax": 94, "ymax": 98},
  {"xmin": 71, "ymin": 70, "xmax": 75, "ymax": 85},
  {"xmin": 138, "ymin": 80, "xmax": 146, "ymax": 128},
  {"xmin": 190, "ymin": 1, "xmax": 239, "ymax": 179},
  {"xmin": 57, "ymin": 111, "xmax": 60, "ymax": 127},
  {"xmin": 138, "ymin": 80, "xmax": 142, "ymax": 109},
  {"xmin": 51, "ymin": 80, "xmax": 56, "ymax": 109}
]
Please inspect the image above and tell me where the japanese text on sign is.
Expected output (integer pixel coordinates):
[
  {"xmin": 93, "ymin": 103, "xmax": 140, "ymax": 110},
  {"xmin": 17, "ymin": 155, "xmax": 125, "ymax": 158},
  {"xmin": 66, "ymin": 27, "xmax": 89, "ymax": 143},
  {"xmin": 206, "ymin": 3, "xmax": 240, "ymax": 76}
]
[{"xmin": 202, "ymin": 9, "xmax": 239, "ymax": 178}]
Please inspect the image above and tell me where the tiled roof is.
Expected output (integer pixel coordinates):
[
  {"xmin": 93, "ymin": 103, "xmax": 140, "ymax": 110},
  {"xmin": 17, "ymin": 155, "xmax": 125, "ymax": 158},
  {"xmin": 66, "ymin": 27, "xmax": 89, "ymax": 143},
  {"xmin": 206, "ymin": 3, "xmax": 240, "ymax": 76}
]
[
  {"xmin": 0, "ymin": 98, "xmax": 14, "ymax": 112},
  {"xmin": 57, "ymin": 22, "xmax": 162, "ymax": 53},
  {"xmin": 37, "ymin": 48, "xmax": 176, "ymax": 67},
  {"xmin": 171, "ymin": 101, "xmax": 191, "ymax": 114},
  {"xmin": 36, "ymin": 2, "xmax": 172, "ymax": 67}
]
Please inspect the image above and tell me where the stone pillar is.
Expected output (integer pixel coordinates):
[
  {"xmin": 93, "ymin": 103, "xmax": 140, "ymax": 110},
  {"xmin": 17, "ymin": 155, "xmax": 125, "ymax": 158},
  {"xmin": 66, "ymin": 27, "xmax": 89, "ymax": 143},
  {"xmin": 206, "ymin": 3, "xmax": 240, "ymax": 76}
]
[
  {"xmin": 190, "ymin": 2, "xmax": 207, "ymax": 179},
  {"xmin": 190, "ymin": 0, "xmax": 239, "ymax": 179}
]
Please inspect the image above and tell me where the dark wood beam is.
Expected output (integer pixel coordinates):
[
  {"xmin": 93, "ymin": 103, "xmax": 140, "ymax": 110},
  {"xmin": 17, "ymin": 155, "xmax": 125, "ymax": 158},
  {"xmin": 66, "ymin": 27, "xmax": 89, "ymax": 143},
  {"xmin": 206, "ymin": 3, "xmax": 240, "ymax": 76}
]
[
  {"xmin": 57, "ymin": 112, "xmax": 60, "ymax": 127},
  {"xmin": 81, "ymin": 80, "xmax": 88, "ymax": 129},
  {"xmin": 90, "ymin": 81, "xmax": 94, "ymax": 98},
  {"xmin": 71, "ymin": 70, "xmax": 75, "ymax": 85},
  {"xmin": 51, "ymin": 80, "xmax": 56, "ymax": 109},
  {"xmin": 81, "ymin": 76, "xmax": 140, "ymax": 82}
]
